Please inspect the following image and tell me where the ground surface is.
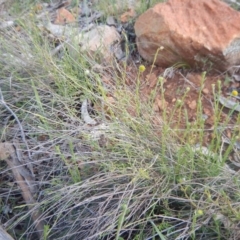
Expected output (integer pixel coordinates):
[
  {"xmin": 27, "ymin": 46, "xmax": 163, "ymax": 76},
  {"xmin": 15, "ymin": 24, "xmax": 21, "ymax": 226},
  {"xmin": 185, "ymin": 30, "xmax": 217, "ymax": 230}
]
[{"xmin": 1, "ymin": 1, "xmax": 240, "ymax": 240}]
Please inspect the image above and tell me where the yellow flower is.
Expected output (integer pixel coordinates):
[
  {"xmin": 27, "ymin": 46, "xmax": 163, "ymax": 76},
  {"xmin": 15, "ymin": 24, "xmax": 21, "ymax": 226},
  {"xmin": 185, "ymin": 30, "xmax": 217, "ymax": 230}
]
[
  {"xmin": 158, "ymin": 76, "xmax": 164, "ymax": 82},
  {"xmin": 232, "ymin": 90, "xmax": 238, "ymax": 97},
  {"xmin": 196, "ymin": 209, "xmax": 204, "ymax": 216},
  {"xmin": 85, "ymin": 69, "xmax": 90, "ymax": 75},
  {"xmin": 139, "ymin": 65, "xmax": 146, "ymax": 73},
  {"xmin": 176, "ymin": 99, "xmax": 182, "ymax": 105}
]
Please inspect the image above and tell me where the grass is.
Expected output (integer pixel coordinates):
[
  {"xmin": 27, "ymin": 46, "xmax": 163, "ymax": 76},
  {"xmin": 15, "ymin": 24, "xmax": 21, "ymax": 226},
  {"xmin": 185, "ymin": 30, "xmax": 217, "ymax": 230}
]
[
  {"xmin": 94, "ymin": 0, "xmax": 161, "ymax": 17},
  {"xmin": 0, "ymin": 1, "xmax": 240, "ymax": 240}
]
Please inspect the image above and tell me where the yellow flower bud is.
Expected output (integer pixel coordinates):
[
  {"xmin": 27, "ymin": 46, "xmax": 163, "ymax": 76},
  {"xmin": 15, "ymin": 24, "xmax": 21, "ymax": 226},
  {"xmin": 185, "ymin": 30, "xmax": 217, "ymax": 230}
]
[
  {"xmin": 176, "ymin": 99, "xmax": 182, "ymax": 105},
  {"xmin": 139, "ymin": 65, "xmax": 146, "ymax": 73},
  {"xmin": 196, "ymin": 209, "xmax": 204, "ymax": 216},
  {"xmin": 232, "ymin": 90, "xmax": 238, "ymax": 97}
]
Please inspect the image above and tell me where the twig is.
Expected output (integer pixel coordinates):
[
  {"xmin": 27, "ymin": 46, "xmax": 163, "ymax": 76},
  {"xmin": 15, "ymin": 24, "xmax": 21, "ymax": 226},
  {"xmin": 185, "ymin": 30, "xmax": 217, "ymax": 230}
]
[
  {"xmin": 2, "ymin": 142, "xmax": 44, "ymax": 239},
  {"xmin": 0, "ymin": 87, "xmax": 32, "ymax": 162},
  {"xmin": 0, "ymin": 225, "xmax": 14, "ymax": 240},
  {"xmin": 81, "ymin": 99, "xmax": 97, "ymax": 125},
  {"xmin": 178, "ymin": 72, "xmax": 196, "ymax": 88}
]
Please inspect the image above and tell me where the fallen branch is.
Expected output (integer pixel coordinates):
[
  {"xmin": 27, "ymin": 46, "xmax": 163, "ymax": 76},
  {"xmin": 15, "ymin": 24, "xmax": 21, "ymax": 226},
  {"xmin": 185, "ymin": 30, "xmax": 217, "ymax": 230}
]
[
  {"xmin": 0, "ymin": 142, "xmax": 44, "ymax": 239},
  {"xmin": 0, "ymin": 88, "xmax": 33, "ymax": 170},
  {"xmin": 0, "ymin": 225, "xmax": 14, "ymax": 240}
]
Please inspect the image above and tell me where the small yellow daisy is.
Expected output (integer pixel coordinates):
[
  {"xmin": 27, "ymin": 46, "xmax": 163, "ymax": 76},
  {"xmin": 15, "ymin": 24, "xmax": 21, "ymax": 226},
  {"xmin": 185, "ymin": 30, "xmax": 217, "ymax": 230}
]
[
  {"xmin": 196, "ymin": 209, "xmax": 204, "ymax": 216},
  {"xmin": 232, "ymin": 90, "xmax": 238, "ymax": 97},
  {"xmin": 139, "ymin": 65, "xmax": 146, "ymax": 73},
  {"xmin": 176, "ymin": 99, "xmax": 182, "ymax": 105}
]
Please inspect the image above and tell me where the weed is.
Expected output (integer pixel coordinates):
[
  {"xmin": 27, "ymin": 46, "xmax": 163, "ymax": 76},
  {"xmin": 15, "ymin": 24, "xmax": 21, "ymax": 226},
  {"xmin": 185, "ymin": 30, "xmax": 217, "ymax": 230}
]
[{"xmin": 0, "ymin": 1, "xmax": 240, "ymax": 240}]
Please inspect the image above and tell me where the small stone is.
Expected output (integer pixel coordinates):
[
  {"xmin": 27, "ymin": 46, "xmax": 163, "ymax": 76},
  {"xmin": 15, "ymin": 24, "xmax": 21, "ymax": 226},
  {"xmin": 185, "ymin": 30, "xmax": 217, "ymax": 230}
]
[
  {"xmin": 188, "ymin": 100, "xmax": 197, "ymax": 110},
  {"xmin": 202, "ymin": 88, "xmax": 209, "ymax": 94},
  {"xmin": 71, "ymin": 25, "xmax": 122, "ymax": 64},
  {"xmin": 106, "ymin": 16, "xmax": 117, "ymax": 26}
]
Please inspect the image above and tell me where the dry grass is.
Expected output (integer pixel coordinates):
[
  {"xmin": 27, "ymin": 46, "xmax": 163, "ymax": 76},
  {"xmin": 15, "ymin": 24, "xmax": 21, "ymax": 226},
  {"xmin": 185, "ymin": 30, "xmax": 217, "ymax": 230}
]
[{"xmin": 0, "ymin": 1, "xmax": 240, "ymax": 240}]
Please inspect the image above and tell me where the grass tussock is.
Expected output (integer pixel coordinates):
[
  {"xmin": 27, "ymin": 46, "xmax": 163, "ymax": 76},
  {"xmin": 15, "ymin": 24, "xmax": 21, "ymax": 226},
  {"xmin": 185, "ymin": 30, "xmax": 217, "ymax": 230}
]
[{"xmin": 1, "ymin": 2, "xmax": 240, "ymax": 240}]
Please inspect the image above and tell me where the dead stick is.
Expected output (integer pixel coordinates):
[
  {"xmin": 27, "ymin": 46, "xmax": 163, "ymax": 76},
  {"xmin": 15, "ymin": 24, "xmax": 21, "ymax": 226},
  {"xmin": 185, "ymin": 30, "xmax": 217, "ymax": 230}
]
[
  {"xmin": 3, "ymin": 143, "xmax": 44, "ymax": 239},
  {"xmin": 0, "ymin": 225, "xmax": 14, "ymax": 240},
  {"xmin": 0, "ymin": 88, "xmax": 32, "ymax": 162}
]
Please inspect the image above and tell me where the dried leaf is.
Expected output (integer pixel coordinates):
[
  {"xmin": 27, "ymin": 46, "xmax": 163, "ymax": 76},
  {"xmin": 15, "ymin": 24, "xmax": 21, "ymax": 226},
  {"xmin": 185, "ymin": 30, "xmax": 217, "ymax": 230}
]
[
  {"xmin": 233, "ymin": 74, "xmax": 240, "ymax": 82},
  {"xmin": 156, "ymin": 98, "xmax": 168, "ymax": 111},
  {"xmin": 218, "ymin": 96, "xmax": 240, "ymax": 112},
  {"xmin": 81, "ymin": 99, "xmax": 97, "ymax": 125}
]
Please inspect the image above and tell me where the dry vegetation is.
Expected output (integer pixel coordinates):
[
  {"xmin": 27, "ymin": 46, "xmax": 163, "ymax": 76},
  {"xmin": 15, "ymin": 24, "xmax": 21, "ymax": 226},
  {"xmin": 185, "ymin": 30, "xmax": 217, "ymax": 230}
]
[{"xmin": 1, "ymin": 1, "xmax": 240, "ymax": 240}]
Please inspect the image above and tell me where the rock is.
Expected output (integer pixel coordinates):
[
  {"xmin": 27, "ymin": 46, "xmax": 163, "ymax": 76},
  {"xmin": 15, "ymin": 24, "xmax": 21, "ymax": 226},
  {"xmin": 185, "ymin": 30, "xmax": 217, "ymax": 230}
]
[
  {"xmin": 106, "ymin": 16, "xmax": 117, "ymax": 26},
  {"xmin": 54, "ymin": 7, "xmax": 75, "ymax": 25},
  {"xmin": 71, "ymin": 25, "xmax": 122, "ymax": 63},
  {"xmin": 134, "ymin": 0, "xmax": 240, "ymax": 71},
  {"xmin": 44, "ymin": 22, "xmax": 75, "ymax": 37}
]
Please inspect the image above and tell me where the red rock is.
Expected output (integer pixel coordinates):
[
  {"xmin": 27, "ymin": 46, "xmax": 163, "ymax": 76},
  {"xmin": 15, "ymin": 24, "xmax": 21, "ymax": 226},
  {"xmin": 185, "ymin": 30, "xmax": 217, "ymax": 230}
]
[
  {"xmin": 54, "ymin": 7, "xmax": 75, "ymax": 25},
  {"xmin": 134, "ymin": 0, "xmax": 240, "ymax": 71}
]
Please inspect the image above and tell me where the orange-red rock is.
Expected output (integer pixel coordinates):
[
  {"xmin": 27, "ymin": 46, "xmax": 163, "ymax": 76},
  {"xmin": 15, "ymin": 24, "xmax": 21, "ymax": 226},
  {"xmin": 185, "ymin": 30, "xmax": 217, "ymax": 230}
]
[
  {"xmin": 134, "ymin": 0, "xmax": 240, "ymax": 70},
  {"xmin": 54, "ymin": 7, "xmax": 75, "ymax": 25}
]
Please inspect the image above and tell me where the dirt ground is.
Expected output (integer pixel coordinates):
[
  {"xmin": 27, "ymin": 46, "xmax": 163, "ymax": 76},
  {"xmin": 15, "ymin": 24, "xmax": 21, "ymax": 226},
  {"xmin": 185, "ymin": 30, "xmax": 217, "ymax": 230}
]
[{"xmin": 100, "ymin": 63, "xmax": 240, "ymax": 174}]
